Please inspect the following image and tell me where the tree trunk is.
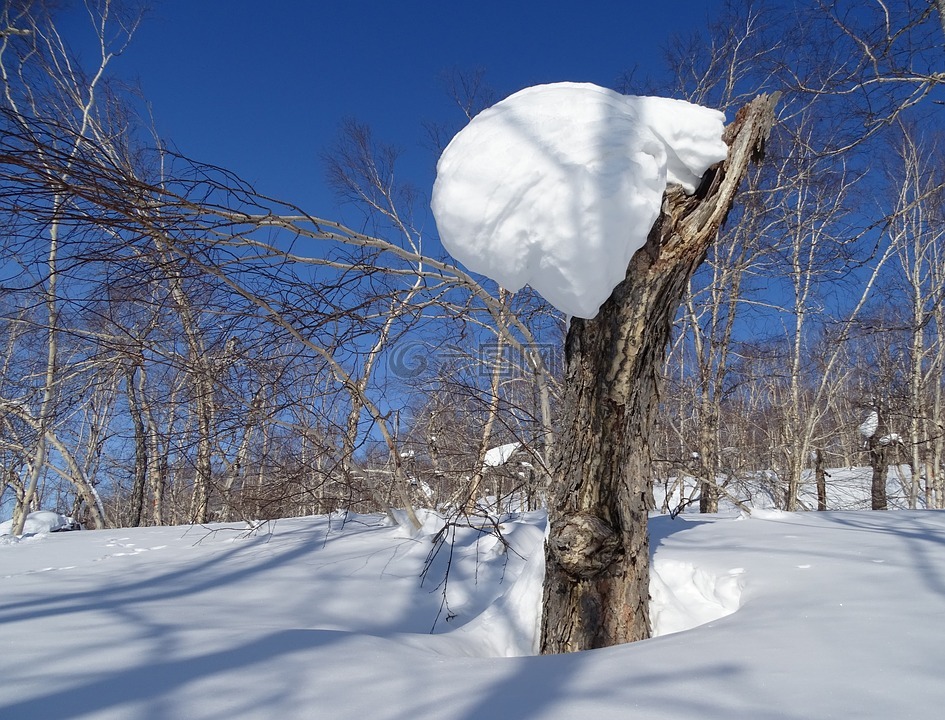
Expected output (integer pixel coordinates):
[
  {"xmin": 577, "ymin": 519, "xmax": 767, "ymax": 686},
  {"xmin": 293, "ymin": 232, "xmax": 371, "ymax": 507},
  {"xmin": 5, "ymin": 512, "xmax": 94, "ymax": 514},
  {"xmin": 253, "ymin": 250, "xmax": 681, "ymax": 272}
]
[
  {"xmin": 125, "ymin": 363, "xmax": 148, "ymax": 527},
  {"xmin": 137, "ymin": 363, "xmax": 167, "ymax": 526},
  {"xmin": 540, "ymin": 93, "xmax": 778, "ymax": 653},
  {"xmin": 13, "ymin": 211, "xmax": 60, "ymax": 537},
  {"xmin": 870, "ymin": 447, "xmax": 889, "ymax": 510},
  {"xmin": 869, "ymin": 406, "xmax": 889, "ymax": 511},
  {"xmin": 220, "ymin": 389, "xmax": 264, "ymax": 521},
  {"xmin": 814, "ymin": 448, "xmax": 828, "ymax": 511},
  {"xmin": 467, "ymin": 290, "xmax": 508, "ymax": 512},
  {"xmin": 698, "ymin": 410, "xmax": 720, "ymax": 514},
  {"xmin": 189, "ymin": 371, "xmax": 215, "ymax": 524}
]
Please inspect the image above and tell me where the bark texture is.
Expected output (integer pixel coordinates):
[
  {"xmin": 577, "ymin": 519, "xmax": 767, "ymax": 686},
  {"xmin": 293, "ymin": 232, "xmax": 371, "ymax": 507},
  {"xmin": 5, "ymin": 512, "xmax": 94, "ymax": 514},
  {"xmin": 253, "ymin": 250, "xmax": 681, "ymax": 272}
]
[
  {"xmin": 868, "ymin": 405, "xmax": 890, "ymax": 511},
  {"xmin": 125, "ymin": 363, "xmax": 148, "ymax": 527},
  {"xmin": 814, "ymin": 448, "xmax": 828, "ymax": 511},
  {"xmin": 540, "ymin": 93, "xmax": 779, "ymax": 654}
]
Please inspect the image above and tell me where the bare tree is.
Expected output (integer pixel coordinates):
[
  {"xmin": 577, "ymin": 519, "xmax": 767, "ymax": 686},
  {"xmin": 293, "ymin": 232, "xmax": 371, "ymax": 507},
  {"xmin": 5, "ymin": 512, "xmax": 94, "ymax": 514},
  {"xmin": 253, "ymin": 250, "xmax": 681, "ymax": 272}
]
[
  {"xmin": 885, "ymin": 123, "xmax": 945, "ymax": 508},
  {"xmin": 782, "ymin": 0, "xmax": 945, "ymax": 154},
  {"xmin": 0, "ymin": 0, "xmax": 148, "ymax": 531},
  {"xmin": 539, "ymin": 94, "xmax": 778, "ymax": 653}
]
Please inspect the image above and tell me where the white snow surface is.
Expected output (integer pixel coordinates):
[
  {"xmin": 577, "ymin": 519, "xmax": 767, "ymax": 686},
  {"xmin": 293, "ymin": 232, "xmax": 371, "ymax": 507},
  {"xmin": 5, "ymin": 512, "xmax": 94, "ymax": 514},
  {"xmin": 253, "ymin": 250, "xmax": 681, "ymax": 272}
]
[
  {"xmin": 432, "ymin": 82, "xmax": 727, "ymax": 318},
  {"xmin": 654, "ymin": 464, "xmax": 926, "ymax": 514},
  {"xmin": 0, "ymin": 510, "xmax": 76, "ymax": 537},
  {"xmin": 3, "ymin": 504, "xmax": 945, "ymax": 718},
  {"xmin": 858, "ymin": 409, "xmax": 879, "ymax": 438},
  {"xmin": 483, "ymin": 441, "xmax": 522, "ymax": 467}
]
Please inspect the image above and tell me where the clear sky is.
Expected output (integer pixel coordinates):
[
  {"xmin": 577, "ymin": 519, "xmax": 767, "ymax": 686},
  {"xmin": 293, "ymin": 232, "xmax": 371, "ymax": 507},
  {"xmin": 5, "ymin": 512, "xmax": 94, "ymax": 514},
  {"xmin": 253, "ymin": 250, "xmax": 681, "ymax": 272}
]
[{"xmin": 61, "ymin": 0, "xmax": 717, "ymax": 226}]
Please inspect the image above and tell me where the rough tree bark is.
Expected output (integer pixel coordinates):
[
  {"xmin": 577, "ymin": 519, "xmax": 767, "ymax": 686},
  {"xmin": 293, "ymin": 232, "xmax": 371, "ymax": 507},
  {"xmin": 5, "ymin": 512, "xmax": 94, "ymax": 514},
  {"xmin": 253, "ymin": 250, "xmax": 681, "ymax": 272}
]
[
  {"xmin": 125, "ymin": 362, "xmax": 148, "ymax": 527},
  {"xmin": 814, "ymin": 448, "xmax": 829, "ymax": 511},
  {"xmin": 540, "ymin": 93, "xmax": 779, "ymax": 654},
  {"xmin": 868, "ymin": 404, "xmax": 890, "ymax": 511}
]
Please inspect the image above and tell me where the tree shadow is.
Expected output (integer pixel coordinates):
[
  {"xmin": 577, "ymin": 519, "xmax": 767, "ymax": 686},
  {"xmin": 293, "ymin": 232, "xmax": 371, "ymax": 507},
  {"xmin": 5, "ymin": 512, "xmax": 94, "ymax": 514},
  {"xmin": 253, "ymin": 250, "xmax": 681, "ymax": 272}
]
[
  {"xmin": 0, "ymin": 628, "xmax": 349, "ymax": 719},
  {"xmin": 450, "ymin": 650, "xmax": 811, "ymax": 720},
  {"xmin": 807, "ymin": 510, "xmax": 945, "ymax": 600},
  {"xmin": 0, "ymin": 515, "xmax": 409, "ymax": 627},
  {"xmin": 648, "ymin": 512, "xmax": 716, "ymax": 552}
]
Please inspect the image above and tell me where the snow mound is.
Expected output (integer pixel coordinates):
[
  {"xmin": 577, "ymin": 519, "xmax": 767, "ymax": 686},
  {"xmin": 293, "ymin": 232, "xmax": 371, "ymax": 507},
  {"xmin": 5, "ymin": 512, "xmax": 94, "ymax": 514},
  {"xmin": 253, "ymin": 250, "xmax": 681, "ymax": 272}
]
[
  {"xmin": 483, "ymin": 441, "xmax": 521, "ymax": 467},
  {"xmin": 747, "ymin": 507, "xmax": 789, "ymax": 520},
  {"xmin": 0, "ymin": 510, "xmax": 79, "ymax": 537},
  {"xmin": 431, "ymin": 82, "xmax": 727, "ymax": 318},
  {"xmin": 650, "ymin": 558, "xmax": 743, "ymax": 636},
  {"xmin": 453, "ymin": 520, "xmax": 546, "ymax": 656},
  {"xmin": 858, "ymin": 410, "xmax": 879, "ymax": 438}
]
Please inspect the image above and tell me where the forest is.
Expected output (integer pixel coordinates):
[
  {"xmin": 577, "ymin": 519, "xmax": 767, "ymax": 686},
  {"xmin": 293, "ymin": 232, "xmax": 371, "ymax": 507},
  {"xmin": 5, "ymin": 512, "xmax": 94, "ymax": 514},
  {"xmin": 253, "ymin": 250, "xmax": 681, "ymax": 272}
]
[{"xmin": 2, "ymin": 0, "xmax": 944, "ymax": 535}]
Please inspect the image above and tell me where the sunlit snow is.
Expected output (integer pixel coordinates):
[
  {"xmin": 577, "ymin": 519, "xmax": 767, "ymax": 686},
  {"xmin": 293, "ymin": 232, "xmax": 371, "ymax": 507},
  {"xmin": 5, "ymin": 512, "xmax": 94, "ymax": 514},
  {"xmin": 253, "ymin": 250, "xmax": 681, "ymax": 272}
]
[
  {"xmin": 483, "ymin": 441, "xmax": 522, "ymax": 467},
  {"xmin": 858, "ymin": 409, "xmax": 879, "ymax": 438},
  {"xmin": 3, "ymin": 481, "xmax": 945, "ymax": 718},
  {"xmin": 432, "ymin": 82, "xmax": 727, "ymax": 318},
  {"xmin": 0, "ymin": 510, "xmax": 77, "ymax": 537}
]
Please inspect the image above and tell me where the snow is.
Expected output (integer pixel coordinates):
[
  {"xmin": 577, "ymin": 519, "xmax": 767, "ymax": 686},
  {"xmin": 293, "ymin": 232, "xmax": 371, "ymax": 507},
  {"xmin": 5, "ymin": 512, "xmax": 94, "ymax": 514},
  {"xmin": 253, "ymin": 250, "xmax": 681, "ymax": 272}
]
[
  {"xmin": 654, "ymin": 464, "xmax": 926, "ymax": 514},
  {"xmin": 483, "ymin": 441, "xmax": 521, "ymax": 467},
  {"xmin": 3, "ymin": 498, "xmax": 945, "ymax": 719},
  {"xmin": 858, "ymin": 409, "xmax": 879, "ymax": 438},
  {"xmin": 0, "ymin": 510, "xmax": 78, "ymax": 537},
  {"xmin": 649, "ymin": 557, "xmax": 742, "ymax": 636},
  {"xmin": 431, "ymin": 82, "xmax": 727, "ymax": 318}
]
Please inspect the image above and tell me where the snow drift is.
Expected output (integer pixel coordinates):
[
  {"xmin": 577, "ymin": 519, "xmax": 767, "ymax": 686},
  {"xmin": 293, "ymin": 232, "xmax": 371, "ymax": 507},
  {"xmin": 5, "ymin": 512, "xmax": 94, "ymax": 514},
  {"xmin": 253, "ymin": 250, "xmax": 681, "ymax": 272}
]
[
  {"xmin": 0, "ymin": 511, "xmax": 945, "ymax": 720},
  {"xmin": 0, "ymin": 510, "xmax": 79, "ymax": 538},
  {"xmin": 4, "ymin": 509, "xmax": 945, "ymax": 719}
]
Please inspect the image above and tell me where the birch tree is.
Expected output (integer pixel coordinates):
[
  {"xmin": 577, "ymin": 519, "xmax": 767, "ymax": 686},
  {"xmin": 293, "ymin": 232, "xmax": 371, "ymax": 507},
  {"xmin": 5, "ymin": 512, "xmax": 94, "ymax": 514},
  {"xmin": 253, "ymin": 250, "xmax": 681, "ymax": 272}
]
[
  {"xmin": 886, "ymin": 123, "xmax": 945, "ymax": 508},
  {"xmin": 0, "ymin": 0, "xmax": 141, "ymax": 531}
]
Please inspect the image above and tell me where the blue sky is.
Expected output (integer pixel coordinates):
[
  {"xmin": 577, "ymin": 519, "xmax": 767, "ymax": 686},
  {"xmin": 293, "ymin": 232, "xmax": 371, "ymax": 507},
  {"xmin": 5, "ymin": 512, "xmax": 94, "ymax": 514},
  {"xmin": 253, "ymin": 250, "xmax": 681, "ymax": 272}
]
[{"xmin": 59, "ymin": 1, "xmax": 716, "ymax": 223}]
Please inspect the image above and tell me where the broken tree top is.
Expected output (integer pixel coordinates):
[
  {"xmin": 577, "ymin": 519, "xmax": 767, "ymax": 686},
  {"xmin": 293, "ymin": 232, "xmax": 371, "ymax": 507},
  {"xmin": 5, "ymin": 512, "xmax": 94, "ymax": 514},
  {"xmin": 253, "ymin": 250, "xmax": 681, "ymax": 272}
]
[{"xmin": 431, "ymin": 82, "xmax": 728, "ymax": 319}]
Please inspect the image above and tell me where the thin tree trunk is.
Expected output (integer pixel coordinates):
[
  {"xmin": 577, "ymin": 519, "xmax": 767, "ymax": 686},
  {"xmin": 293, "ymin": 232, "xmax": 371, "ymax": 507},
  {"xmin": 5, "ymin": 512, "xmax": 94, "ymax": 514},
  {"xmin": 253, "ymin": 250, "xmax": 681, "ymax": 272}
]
[
  {"xmin": 870, "ymin": 450, "xmax": 889, "ymax": 510},
  {"xmin": 189, "ymin": 371, "xmax": 215, "ymax": 524},
  {"xmin": 697, "ymin": 406, "xmax": 720, "ymax": 513},
  {"xmin": 541, "ymin": 93, "xmax": 778, "ymax": 653},
  {"xmin": 932, "ymin": 299, "xmax": 945, "ymax": 508},
  {"xmin": 869, "ymin": 406, "xmax": 890, "ymax": 510},
  {"xmin": 220, "ymin": 389, "xmax": 264, "ymax": 521},
  {"xmin": 125, "ymin": 363, "xmax": 148, "ymax": 526},
  {"xmin": 42, "ymin": 428, "xmax": 105, "ymax": 528},
  {"xmin": 908, "ymin": 266, "xmax": 924, "ymax": 510},
  {"xmin": 12, "ymin": 212, "xmax": 59, "ymax": 536},
  {"xmin": 814, "ymin": 447, "xmax": 828, "ymax": 511},
  {"xmin": 137, "ymin": 363, "xmax": 166, "ymax": 526},
  {"xmin": 467, "ymin": 290, "xmax": 508, "ymax": 512}
]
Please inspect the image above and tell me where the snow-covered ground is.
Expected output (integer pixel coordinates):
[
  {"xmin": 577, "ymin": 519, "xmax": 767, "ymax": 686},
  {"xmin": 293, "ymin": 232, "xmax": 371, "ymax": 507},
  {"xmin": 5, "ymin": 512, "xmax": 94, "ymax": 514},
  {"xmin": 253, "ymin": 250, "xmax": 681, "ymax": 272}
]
[
  {"xmin": 3, "ymin": 502, "xmax": 945, "ymax": 719},
  {"xmin": 655, "ymin": 465, "xmax": 928, "ymax": 514}
]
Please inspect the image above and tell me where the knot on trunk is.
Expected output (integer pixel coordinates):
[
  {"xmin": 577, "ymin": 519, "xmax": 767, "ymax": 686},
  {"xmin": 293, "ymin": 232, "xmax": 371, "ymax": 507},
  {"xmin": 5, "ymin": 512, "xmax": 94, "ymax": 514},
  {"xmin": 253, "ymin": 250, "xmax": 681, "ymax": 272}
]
[{"xmin": 549, "ymin": 512, "xmax": 622, "ymax": 579}]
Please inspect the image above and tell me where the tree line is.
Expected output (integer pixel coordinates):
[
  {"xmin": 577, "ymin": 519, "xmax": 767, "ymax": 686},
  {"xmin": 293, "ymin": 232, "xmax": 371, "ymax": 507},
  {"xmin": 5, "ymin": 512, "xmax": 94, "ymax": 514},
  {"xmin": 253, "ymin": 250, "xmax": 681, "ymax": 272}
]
[{"xmin": 1, "ymin": 0, "xmax": 943, "ymax": 539}]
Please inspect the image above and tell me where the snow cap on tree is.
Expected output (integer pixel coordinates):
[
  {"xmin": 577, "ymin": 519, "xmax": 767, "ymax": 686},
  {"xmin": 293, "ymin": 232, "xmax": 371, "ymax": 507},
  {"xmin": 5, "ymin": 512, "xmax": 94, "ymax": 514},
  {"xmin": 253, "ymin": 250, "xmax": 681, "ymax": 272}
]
[
  {"xmin": 431, "ymin": 82, "xmax": 727, "ymax": 319},
  {"xmin": 858, "ymin": 409, "xmax": 879, "ymax": 439}
]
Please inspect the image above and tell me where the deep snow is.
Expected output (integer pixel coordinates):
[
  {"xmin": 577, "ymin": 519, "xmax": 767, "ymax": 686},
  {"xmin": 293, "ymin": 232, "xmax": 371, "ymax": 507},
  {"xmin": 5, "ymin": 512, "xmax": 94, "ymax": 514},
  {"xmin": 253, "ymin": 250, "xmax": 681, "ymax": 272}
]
[{"xmin": 3, "ymin": 500, "xmax": 945, "ymax": 719}]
